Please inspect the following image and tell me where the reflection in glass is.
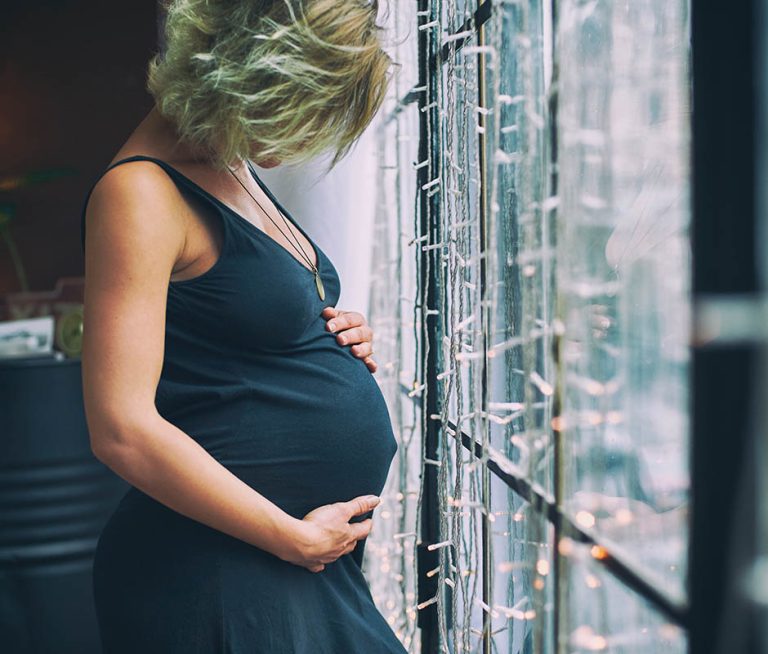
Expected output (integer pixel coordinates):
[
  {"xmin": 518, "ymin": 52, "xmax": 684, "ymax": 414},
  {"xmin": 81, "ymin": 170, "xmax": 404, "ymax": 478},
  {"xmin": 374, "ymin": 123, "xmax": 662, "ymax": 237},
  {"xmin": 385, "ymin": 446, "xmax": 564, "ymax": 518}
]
[
  {"xmin": 561, "ymin": 540, "xmax": 687, "ymax": 653},
  {"xmin": 556, "ymin": 0, "xmax": 691, "ymax": 601}
]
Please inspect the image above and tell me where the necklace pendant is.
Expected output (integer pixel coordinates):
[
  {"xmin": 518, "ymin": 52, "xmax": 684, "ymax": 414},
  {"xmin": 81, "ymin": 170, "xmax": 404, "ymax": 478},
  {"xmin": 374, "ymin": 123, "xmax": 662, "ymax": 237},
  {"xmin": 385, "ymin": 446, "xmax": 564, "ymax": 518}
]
[{"xmin": 314, "ymin": 271, "xmax": 325, "ymax": 301}]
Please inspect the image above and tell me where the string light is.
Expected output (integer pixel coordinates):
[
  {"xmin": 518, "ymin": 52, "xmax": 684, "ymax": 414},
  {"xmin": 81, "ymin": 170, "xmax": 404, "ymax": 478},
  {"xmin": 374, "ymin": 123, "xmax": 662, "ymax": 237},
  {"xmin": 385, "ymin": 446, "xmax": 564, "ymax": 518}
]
[{"xmin": 364, "ymin": 0, "xmax": 690, "ymax": 652}]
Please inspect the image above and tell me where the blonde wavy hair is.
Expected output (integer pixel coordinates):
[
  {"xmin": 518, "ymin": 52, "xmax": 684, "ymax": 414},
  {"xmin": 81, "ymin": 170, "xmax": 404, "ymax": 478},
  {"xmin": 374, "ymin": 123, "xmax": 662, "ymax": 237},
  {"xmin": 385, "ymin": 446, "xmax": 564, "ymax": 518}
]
[{"xmin": 147, "ymin": 0, "xmax": 395, "ymax": 171}]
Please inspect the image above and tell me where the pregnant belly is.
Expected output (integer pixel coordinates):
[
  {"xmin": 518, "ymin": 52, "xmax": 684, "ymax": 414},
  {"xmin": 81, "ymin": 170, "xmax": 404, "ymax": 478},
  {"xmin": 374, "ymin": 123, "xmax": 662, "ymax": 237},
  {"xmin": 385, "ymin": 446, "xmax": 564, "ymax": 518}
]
[{"xmin": 157, "ymin": 341, "xmax": 399, "ymax": 520}]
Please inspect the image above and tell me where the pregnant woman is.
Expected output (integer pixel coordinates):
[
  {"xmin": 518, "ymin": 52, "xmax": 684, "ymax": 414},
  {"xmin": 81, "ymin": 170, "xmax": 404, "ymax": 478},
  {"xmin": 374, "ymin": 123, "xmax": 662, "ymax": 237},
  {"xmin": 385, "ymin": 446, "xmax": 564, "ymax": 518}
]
[{"xmin": 80, "ymin": 1, "xmax": 405, "ymax": 652}]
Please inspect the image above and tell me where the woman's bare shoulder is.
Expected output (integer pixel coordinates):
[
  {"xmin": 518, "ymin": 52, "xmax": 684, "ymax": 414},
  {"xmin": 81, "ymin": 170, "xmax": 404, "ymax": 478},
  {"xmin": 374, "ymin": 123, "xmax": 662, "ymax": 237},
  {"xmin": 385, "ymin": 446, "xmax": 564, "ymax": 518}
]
[
  {"xmin": 85, "ymin": 156, "xmax": 188, "ymax": 264},
  {"xmin": 88, "ymin": 151, "xmax": 185, "ymax": 218}
]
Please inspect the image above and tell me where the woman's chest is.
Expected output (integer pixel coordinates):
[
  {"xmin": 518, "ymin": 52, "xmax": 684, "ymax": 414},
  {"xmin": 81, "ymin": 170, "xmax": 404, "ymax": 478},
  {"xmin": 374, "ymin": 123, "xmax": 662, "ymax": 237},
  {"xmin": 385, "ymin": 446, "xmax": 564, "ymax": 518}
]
[{"xmin": 166, "ymin": 244, "xmax": 342, "ymax": 351}]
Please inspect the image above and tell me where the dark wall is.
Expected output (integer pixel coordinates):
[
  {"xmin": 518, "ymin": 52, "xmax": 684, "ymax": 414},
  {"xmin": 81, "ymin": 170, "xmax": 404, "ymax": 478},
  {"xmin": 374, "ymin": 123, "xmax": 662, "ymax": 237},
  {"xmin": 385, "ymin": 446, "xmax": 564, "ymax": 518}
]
[{"xmin": 0, "ymin": 0, "xmax": 158, "ymax": 295}]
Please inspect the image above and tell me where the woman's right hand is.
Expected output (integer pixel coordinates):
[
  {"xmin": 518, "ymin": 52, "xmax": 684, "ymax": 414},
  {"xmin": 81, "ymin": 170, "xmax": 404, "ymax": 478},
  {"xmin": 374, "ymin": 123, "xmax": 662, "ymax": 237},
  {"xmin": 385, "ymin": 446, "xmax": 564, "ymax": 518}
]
[{"xmin": 282, "ymin": 495, "xmax": 381, "ymax": 573}]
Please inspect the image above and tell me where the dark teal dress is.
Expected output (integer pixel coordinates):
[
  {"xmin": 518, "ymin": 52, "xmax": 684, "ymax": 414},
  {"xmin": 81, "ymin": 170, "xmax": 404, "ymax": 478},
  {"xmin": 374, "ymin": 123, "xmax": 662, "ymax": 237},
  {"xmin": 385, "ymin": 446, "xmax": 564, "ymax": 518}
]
[{"xmin": 80, "ymin": 155, "xmax": 405, "ymax": 653}]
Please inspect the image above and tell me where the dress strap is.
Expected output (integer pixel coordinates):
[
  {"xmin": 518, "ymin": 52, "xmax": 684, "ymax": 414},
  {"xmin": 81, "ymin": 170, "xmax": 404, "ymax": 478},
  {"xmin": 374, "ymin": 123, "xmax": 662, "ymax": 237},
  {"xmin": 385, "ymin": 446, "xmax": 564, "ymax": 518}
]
[{"xmin": 79, "ymin": 154, "xmax": 226, "ymax": 253}]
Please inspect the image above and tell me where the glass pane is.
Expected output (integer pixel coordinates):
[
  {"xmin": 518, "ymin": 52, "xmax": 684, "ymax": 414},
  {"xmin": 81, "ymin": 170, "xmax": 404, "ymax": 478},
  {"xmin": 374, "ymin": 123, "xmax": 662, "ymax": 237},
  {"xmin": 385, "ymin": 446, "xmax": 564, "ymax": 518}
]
[
  {"xmin": 556, "ymin": 0, "xmax": 692, "ymax": 601},
  {"xmin": 442, "ymin": 0, "xmax": 481, "ymax": 33},
  {"xmin": 430, "ymin": 3, "xmax": 557, "ymax": 652},
  {"xmin": 483, "ymin": 0, "xmax": 556, "ymax": 497},
  {"xmin": 560, "ymin": 540, "xmax": 687, "ymax": 653},
  {"xmin": 440, "ymin": 17, "xmax": 483, "ymax": 438},
  {"xmin": 368, "ymin": 1, "xmax": 693, "ymax": 651},
  {"xmin": 490, "ymin": 486, "xmax": 555, "ymax": 653}
]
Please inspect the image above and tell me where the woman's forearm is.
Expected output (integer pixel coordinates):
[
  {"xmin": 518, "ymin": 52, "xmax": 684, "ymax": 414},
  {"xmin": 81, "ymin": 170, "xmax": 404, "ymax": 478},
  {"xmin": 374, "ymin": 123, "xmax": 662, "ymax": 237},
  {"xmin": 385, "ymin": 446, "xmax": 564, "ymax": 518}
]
[{"xmin": 91, "ymin": 412, "xmax": 305, "ymax": 561}]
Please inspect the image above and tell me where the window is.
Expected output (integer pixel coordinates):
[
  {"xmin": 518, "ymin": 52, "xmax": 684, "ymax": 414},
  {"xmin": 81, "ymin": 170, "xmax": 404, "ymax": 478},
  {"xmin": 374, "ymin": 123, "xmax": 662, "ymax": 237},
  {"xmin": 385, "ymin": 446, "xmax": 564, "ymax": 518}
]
[{"xmin": 366, "ymin": 1, "xmax": 693, "ymax": 651}]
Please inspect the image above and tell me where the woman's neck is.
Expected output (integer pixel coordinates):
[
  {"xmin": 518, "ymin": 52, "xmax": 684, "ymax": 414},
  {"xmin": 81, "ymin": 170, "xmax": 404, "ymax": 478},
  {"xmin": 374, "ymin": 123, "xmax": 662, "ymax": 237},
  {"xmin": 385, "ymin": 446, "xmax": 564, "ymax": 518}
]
[
  {"xmin": 131, "ymin": 106, "xmax": 280, "ymax": 170},
  {"xmin": 139, "ymin": 106, "xmax": 214, "ymax": 165}
]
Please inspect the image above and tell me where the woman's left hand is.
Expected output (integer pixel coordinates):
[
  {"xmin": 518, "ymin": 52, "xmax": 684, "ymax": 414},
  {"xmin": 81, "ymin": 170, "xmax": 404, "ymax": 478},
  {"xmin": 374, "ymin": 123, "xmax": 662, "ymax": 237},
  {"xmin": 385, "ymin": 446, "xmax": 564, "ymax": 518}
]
[{"xmin": 322, "ymin": 306, "xmax": 377, "ymax": 373}]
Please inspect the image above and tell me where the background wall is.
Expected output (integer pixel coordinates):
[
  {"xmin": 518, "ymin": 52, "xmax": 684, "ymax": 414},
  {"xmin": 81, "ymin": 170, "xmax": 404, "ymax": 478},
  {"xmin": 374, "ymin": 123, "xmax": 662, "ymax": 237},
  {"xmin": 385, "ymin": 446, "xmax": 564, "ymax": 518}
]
[{"xmin": 0, "ymin": 0, "xmax": 158, "ymax": 295}]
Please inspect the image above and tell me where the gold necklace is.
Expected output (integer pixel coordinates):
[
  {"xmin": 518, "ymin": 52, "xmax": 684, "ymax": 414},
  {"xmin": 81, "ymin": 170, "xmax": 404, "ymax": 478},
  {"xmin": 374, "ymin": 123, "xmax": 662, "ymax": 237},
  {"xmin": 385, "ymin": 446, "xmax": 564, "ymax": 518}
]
[{"xmin": 227, "ymin": 163, "xmax": 325, "ymax": 301}]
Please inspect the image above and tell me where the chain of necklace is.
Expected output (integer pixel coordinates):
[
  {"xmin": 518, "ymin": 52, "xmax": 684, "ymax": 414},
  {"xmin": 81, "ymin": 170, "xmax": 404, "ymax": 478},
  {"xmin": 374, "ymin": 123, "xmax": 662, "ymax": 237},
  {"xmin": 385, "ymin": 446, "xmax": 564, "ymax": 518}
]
[{"xmin": 226, "ymin": 163, "xmax": 325, "ymax": 300}]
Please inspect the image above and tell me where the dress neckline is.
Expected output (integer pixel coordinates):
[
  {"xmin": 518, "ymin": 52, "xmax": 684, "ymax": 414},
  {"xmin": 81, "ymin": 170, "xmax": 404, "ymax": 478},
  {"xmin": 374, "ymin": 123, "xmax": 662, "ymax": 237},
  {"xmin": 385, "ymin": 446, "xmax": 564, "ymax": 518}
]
[
  {"xmin": 110, "ymin": 154, "xmax": 322, "ymax": 276},
  {"xmin": 243, "ymin": 160, "xmax": 321, "ymax": 275}
]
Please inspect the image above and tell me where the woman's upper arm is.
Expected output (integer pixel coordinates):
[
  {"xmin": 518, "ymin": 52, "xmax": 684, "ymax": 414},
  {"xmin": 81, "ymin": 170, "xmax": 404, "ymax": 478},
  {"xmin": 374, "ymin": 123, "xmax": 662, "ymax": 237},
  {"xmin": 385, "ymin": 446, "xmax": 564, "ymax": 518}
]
[{"xmin": 81, "ymin": 163, "xmax": 187, "ymax": 456}]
